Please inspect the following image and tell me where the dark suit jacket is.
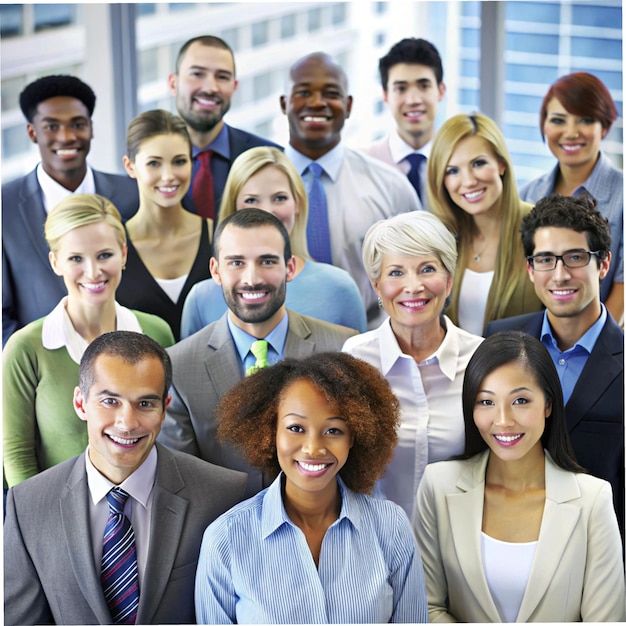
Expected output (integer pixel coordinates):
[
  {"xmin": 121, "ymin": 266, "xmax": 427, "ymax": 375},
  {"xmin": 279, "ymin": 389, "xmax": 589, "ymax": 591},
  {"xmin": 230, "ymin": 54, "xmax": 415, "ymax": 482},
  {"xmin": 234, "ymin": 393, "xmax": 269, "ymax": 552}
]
[
  {"xmin": 158, "ymin": 310, "xmax": 358, "ymax": 497},
  {"xmin": 182, "ymin": 124, "xmax": 282, "ymax": 220},
  {"xmin": 2, "ymin": 168, "xmax": 139, "ymax": 345},
  {"xmin": 484, "ymin": 312, "xmax": 625, "ymax": 536},
  {"xmin": 4, "ymin": 443, "xmax": 247, "ymax": 625}
]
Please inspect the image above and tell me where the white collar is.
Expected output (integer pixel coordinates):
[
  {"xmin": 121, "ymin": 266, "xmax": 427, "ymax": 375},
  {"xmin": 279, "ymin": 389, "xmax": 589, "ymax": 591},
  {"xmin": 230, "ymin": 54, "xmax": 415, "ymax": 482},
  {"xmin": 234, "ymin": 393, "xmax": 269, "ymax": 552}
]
[
  {"xmin": 388, "ymin": 130, "xmax": 431, "ymax": 164},
  {"xmin": 36, "ymin": 163, "xmax": 96, "ymax": 214}
]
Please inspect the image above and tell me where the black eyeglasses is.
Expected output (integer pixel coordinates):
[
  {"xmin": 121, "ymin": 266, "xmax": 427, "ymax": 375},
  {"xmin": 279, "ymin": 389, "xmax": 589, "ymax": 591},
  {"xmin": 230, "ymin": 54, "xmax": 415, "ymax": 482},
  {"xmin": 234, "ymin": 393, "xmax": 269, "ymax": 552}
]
[{"xmin": 527, "ymin": 250, "xmax": 605, "ymax": 271}]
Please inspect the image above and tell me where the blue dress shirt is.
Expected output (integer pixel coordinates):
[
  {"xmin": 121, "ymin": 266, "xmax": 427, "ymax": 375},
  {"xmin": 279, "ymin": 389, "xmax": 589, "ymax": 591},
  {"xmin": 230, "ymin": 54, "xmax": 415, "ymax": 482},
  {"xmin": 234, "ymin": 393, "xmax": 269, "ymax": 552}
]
[
  {"xmin": 226, "ymin": 313, "xmax": 288, "ymax": 375},
  {"xmin": 540, "ymin": 305, "xmax": 607, "ymax": 404},
  {"xmin": 195, "ymin": 474, "xmax": 428, "ymax": 624}
]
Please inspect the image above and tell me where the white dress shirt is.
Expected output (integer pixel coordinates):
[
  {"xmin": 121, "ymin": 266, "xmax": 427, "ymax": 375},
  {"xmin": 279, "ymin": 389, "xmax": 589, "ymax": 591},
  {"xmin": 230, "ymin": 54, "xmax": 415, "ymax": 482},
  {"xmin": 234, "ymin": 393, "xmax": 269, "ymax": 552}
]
[
  {"xmin": 342, "ymin": 315, "xmax": 483, "ymax": 518},
  {"xmin": 85, "ymin": 445, "xmax": 158, "ymax": 589},
  {"xmin": 36, "ymin": 163, "xmax": 96, "ymax": 214},
  {"xmin": 285, "ymin": 142, "xmax": 421, "ymax": 329}
]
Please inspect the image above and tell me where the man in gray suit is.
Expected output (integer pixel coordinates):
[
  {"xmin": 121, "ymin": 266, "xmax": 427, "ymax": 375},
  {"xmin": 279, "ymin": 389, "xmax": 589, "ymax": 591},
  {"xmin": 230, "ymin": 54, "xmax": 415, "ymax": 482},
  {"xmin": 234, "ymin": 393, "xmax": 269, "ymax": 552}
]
[
  {"xmin": 2, "ymin": 75, "xmax": 139, "ymax": 345},
  {"xmin": 159, "ymin": 209, "xmax": 358, "ymax": 496},
  {"xmin": 4, "ymin": 331, "xmax": 247, "ymax": 625}
]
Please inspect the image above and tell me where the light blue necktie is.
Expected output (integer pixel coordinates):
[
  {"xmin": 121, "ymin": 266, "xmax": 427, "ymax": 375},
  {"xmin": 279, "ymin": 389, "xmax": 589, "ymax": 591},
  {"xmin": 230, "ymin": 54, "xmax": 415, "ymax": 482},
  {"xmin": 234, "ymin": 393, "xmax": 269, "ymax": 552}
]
[
  {"xmin": 101, "ymin": 487, "xmax": 139, "ymax": 625},
  {"xmin": 406, "ymin": 153, "xmax": 426, "ymax": 203},
  {"xmin": 305, "ymin": 162, "xmax": 332, "ymax": 264}
]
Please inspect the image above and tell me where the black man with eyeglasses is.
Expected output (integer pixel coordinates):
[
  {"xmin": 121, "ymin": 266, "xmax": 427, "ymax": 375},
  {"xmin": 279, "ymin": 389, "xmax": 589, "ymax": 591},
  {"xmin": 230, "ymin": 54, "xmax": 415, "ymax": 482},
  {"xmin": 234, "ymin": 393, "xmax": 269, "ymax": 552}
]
[{"xmin": 485, "ymin": 193, "xmax": 624, "ymax": 542}]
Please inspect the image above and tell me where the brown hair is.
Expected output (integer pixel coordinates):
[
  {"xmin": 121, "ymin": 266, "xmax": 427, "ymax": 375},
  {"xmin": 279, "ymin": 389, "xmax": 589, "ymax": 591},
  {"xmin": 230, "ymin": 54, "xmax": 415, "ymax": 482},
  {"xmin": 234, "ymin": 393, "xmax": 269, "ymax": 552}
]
[{"xmin": 125, "ymin": 109, "xmax": 192, "ymax": 161}]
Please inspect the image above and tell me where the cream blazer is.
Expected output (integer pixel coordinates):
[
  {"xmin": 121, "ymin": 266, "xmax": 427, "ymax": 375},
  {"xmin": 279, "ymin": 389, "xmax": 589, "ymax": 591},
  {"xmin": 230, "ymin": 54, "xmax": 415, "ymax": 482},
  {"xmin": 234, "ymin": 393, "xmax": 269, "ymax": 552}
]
[{"xmin": 414, "ymin": 450, "xmax": 626, "ymax": 622}]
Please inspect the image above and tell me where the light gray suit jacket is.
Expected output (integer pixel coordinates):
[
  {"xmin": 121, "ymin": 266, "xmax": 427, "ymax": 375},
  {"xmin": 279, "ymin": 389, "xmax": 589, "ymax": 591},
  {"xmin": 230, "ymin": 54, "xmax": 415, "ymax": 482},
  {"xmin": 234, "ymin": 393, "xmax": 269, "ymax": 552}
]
[
  {"xmin": 2, "ymin": 167, "xmax": 139, "ymax": 345},
  {"xmin": 4, "ymin": 443, "xmax": 247, "ymax": 625},
  {"xmin": 414, "ymin": 451, "xmax": 626, "ymax": 622},
  {"xmin": 159, "ymin": 310, "xmax": 358, "ymax": 497}
]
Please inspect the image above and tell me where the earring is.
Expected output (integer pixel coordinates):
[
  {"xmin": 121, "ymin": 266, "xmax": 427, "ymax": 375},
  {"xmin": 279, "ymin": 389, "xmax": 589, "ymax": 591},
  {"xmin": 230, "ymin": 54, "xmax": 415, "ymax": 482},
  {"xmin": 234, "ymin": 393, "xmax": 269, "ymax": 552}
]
[
  {"xmin": 377, "ymin": 296, "xmax": 383, "ymax": 309},
  {"xmin": 122, "ymin": 264, "xmax": 127, "ymax": 271}
]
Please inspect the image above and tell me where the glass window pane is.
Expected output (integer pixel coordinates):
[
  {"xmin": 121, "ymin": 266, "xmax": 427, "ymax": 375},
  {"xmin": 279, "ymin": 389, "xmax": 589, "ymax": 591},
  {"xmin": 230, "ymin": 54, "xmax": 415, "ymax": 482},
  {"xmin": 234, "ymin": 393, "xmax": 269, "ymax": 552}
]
[
  {"xmin": 332, "ymin": 3, "xmax": 347, "ymax": 25},
  {"xmin": 34, "ymin": 4, "xmax": 75, "ymax": 31},
  {"xmin": 507, "ymin": 32, "xmax": 558, "ymax": 54},
  {"xmin": 220, "ymin": 27, "xmax": 239, "ymax": 52},
  {"xmin": 252, "ymin": 20, "xmax": 269, "ymax": 47},
  {"xmin": 253, "ymin": 72, "xmax": 272, "ymax": 100},
  {"xmin": 461, "ymin": 2, "xmax": 481, "ymax": 17},
  {"xmin": 137, "ymin": 4, "xmax": 156, "ymax": 16},
  {"xmin": 1, "ymin": 76, "xmax": 27, "ymax": 112},
  {"xmin": 459, "ymin": 89, "xmax": 479, "ymax": 107},
  {"xmin": 139, "ymin": 47, "xmax": 159, "ymax": 84},
  {"xmin": 461, "ymin": 59, "xmax": 479, "ymax": 78},
  {"xmin": 461, "ymin": 28, "xmax": 479, "ymax": 48},
  {"xmin": 168, "ymin": 3, "xmax": 196, "ymax": 12},
  {"xmin": 571, "ymin": 5, "xmax": 621, "ymax": 28},
  {"xmin": 0, "ymin": 4, "xmax": 23, "ymax": 37},
  {"xmin": 2, "ymin": 125, "xmax": 31, "ymax": 158},
  {"xmin": 308, "ymin": 8, "xmax": 322, "ymax": 32},
  {"xmin": 505, "ymin": 64, "xmax": 558, "ymax": 84},
  {"xmin": 505, "ymin": 93, "xmax": 544, "ymax": 113},
  {"xmin": 281, "ymin": 14, "xmax": 296, "ymax": 39},
  {"xmin": 506, "ymin": 2, "xmax": 560, "ymax": 22},
  {"xmin": 570, "ymin": 36, "xmax": 621, "ymax": 59}
]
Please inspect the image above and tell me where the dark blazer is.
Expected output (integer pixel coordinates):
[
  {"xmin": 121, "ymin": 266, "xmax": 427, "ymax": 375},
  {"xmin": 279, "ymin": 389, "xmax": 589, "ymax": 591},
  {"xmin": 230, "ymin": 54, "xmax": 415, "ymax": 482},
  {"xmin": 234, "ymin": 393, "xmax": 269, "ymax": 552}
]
[
  {"xmin": 4, "ymin": 443, "xmax": 247, "ymax": 625},
  {"xmin": 158, "ymin": 310, "xmax": 358, "ymax": 497},
  {"xmin": 2, "ymin": 168, "xmax": 139, "ymax": 345},
  {"xmin": 484, "ymin": 311, "xmax": 625, "ymax": 536},
  {"xmin": 182, "ymin": 124, "xmax": 282, "ymax": 220}
]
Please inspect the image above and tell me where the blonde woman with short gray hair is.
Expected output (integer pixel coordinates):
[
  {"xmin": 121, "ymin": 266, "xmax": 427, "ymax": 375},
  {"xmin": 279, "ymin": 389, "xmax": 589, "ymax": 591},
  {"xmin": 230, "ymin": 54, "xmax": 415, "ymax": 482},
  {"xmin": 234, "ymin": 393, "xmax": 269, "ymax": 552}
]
[
  {"xmin": 343, "ymin": 211, "xmax": 483, "ymax": 518},
  {"xmin": 3, "ymin": 193, "xmax": 174, "ymax": 487}
]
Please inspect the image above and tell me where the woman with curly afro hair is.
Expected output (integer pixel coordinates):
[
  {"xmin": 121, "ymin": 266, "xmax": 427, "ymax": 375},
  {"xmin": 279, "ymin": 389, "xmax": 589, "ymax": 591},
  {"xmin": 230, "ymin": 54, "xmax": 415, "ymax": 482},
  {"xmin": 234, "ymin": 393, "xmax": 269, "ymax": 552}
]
[{"xmin": 194, "ymin": 352, "xmax": 428, "ymax": 624}]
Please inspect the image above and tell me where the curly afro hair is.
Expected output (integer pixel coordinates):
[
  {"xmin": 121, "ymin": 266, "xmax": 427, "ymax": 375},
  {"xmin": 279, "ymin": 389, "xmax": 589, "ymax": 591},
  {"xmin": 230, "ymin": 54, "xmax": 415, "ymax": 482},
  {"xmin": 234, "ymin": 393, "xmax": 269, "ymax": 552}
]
[
  {"xmin": 216, "ymin": 352, "xmax": 401, "ymax": 494},
  {"xmin": 19, "ymin": 75, "xmax": 96, "ymax": 122}
]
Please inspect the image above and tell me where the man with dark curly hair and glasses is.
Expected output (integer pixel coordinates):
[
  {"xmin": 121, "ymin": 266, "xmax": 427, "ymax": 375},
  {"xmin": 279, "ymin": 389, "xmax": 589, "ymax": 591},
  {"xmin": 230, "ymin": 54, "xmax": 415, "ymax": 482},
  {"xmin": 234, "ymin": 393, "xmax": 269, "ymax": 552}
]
[{"xmin": 485, "ymin": 193, "xmax": 624, "ymax": 540}]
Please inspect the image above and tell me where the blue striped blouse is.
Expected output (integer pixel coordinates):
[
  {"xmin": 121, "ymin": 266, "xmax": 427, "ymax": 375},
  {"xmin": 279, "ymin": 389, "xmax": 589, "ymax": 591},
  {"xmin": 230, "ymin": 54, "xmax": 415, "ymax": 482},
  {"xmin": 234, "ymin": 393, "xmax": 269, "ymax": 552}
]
[{"xmin": 195, "ymin": 474, "xmax": 428, "ymax": 624}]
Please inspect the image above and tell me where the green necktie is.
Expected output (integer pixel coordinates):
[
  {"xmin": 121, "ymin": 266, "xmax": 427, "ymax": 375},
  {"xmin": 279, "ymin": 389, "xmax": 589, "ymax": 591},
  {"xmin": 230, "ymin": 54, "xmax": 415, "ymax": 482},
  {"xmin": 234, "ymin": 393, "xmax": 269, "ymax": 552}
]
[{"xmin": 246, "ymin": 339, "xmax": 269, "ymax": 376}]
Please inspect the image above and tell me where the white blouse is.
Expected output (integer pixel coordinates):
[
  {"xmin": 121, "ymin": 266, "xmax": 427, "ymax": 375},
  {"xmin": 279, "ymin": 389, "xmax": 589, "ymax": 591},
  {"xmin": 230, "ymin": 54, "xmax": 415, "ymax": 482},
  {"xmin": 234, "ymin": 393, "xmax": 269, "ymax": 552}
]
[{"xmin": 457, "ymin": 268, "xmax": 494, "ymax": 335}]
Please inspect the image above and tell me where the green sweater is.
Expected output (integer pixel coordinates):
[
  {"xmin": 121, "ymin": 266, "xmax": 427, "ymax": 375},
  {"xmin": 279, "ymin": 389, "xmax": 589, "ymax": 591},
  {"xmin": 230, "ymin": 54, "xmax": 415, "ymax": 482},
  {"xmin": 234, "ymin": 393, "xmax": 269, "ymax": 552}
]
[{"xmin": 3, "ymin": 311, "xmax": 174, "ymax": 487}]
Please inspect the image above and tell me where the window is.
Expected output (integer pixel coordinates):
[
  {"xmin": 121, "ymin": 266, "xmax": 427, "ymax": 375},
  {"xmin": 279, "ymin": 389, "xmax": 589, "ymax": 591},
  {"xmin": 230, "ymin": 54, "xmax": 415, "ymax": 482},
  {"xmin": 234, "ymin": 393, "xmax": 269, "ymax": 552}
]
[
  {"xmin": 571, "ymin": 5, "xmax": 621, "ymax": 28},
  {"xmin": 506, "ymin": 2, "xmax": 560, "ymax": 22},
  {"xmin": 331, "ymin": 3, "xmax": 347, "ymax": 25},
  {"xmin": 34, "ymin": 4, "xmax": 76, "ymax": 31},
  {"xmin": 507, "ymin": 32, "xmax": 558, "ymax": 55},
  {"xmin": 0, "ymin": 5, "xmax": 23, "ymax": 37},
  {"xmin": 2, "ymin": 126, "xmax": 31, "ymax": 158},
  {"xmin": 252, "ymin": 20, "xmax": 269, "ymax": 47},
  {"xmin": 505, "ymin": 63, "xmax": 558, "ymax": 84},
  {"xmin": 220, "ymin": 27, "xmax": 239, "ymax": 52},
  {"xmin": 281, "ymin": 14, "xmax": 296, "ymax": 39},
  {"xmin": 253, "ymin": 72, "xmax": 273, "ymax": 101},
  {"xmin": 571, "ymin": 36, "xmax": 621, "ymax": 59},
  {"xmin": 1, "ymin": 76, "xmax": 26, "ymax": 113},
  {"xmin": 374, "ymin": 2, "xmax": 388, "ymax": 15},
  {"xmin": 308, "ymin": 8, "xmax": 322, "ymax": 32},
  {"xmin": 139, "ymin": 47, "xmax": 159, "ymax": 83}
]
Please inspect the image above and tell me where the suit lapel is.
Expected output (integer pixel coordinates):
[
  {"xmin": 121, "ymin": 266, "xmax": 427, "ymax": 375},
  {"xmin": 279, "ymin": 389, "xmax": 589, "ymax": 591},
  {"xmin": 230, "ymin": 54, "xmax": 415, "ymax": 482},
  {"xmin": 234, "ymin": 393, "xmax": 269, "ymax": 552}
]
[
  {"xmin": 18, "ymin": 171, "xmax": 52, "ymax": 270},
  {"xmin": 137, "ymin": 446, "xmax": 189, "ymax": 624},
  {"xmin": 59, "ymin": 456, "xmax": 112, "ymax": 624},
  {"xmin": 565, "ymin": 318, "xmax": 623, "ymax": 430},
  {"xmin": 517, "ymin": 456, "xmax": 581, "ymax": 622},
  {"xmin": 284, "ymin": 310, "xmax": 316, "ymax": 358},
  {"xmin": 447, "ymin": 453, "xmax": 502, "ymax": 623},
  {"xmin": 204, "ymin": 315, "xmax": 243, "ymax": 396}
]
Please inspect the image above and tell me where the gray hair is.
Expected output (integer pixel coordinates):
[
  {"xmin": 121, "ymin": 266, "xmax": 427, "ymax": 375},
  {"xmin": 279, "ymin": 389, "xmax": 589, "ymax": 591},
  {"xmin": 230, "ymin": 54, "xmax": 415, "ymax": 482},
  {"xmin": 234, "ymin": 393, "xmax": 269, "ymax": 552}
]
[{"xmin": 362, "ymin": 211, "xmax": 457, "ymax": 281}]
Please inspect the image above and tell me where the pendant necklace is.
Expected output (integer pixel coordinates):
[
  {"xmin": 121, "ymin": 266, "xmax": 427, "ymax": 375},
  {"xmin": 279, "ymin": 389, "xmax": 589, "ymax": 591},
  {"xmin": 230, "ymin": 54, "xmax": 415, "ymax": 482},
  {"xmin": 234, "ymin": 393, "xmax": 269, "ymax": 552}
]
[{"xmin": 472, "ymin": 239, "xmax": 490, "ymax": 263}]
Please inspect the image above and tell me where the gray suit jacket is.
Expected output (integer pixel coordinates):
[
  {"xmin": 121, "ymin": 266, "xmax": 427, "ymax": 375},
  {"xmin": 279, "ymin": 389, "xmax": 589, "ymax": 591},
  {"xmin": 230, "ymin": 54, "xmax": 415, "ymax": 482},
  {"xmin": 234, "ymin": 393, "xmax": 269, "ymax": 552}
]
[
  {"xmin": 2, "ymin": 167, "xmax": 139, "ymax": 345},
  {"xmin": 4, "ymin": 443, "xmax": 247, "ymax": 625},
  {"xmin": 159, "ymin": 310, "xmax": 358, "ymax": 497},
  {"xmin": 415, "ymin": 451, "xmax": 626, "ymax": 622}
]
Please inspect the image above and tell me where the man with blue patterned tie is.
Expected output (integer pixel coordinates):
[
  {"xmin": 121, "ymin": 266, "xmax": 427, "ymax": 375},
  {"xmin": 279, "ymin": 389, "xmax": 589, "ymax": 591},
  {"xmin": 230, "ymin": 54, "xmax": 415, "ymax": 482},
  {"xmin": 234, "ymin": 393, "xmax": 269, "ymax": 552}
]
[
  {"xmin": 4, "ymin": 331, "xmax": 247, "ymax": 625},
  {"xmin": 360, "ymin": 38, "xmax": 447, "ymax": 211},
  {"xmin": 280, "ymin": 52, "xmax": 422, "ymax": 329}
]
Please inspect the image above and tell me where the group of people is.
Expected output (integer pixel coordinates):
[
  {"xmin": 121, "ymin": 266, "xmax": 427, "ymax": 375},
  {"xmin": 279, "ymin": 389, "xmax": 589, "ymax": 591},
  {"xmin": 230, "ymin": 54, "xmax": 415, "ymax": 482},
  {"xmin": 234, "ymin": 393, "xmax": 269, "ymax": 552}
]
[{"xmin": 2, "ymin": 32, "xmax": 625, "ymax": 625}]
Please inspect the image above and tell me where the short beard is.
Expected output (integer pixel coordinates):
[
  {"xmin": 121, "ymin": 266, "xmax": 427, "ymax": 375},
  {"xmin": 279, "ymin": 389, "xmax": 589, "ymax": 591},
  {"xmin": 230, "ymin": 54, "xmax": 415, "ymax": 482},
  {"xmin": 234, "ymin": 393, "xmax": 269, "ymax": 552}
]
[{"xmin": 178, "ymin": 101, "xmax": 230, "ymax": 135}]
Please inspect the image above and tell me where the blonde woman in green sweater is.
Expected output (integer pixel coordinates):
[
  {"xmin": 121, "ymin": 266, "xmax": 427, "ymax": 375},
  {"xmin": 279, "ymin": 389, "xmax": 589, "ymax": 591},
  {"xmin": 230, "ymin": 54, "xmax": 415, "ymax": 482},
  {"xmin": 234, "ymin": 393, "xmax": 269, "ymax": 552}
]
[{"xmin": 3, "ymin": 194, "xmax": 174, "ymax": 487}]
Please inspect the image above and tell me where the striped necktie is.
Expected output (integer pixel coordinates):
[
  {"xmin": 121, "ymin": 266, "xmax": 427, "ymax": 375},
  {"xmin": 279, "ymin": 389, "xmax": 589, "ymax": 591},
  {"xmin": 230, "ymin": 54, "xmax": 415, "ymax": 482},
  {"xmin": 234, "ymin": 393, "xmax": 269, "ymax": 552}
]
[
  {"xmin": 101, "ymin": 487, "xmax": 139, "ymax": 625},
  {"xmin": 246, "ymin": 339, "xmax": 269, "ymax": 376},
  {"xmin": 305, "ymin": 162, "xmax": 333, "ymax": 264}
]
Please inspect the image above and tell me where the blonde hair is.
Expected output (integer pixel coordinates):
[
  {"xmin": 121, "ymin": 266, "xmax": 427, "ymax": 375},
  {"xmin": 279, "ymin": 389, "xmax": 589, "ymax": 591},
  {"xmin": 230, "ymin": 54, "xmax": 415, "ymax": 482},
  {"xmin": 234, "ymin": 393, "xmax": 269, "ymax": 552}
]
[
  {"xmin": 427, "ymin": 112, "xmax": 530, "ymax": 325},
  {"xmin": 44, "ymin": 194, "xmax": 126, "ymax": 254},
  {"xmin": 362, "ymin": 212, "xmax": 457, "ymax": 282},
  {"xmin": 217, "ymin": 147, "xmax": 311, "ymax": 259}
]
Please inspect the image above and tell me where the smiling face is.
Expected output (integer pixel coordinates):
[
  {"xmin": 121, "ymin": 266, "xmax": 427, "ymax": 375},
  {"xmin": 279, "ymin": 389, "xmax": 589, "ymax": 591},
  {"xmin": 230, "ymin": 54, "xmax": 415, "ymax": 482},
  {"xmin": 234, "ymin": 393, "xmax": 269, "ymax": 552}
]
[
  {"xmin": 27, "ymin": 96, "xmax": 93, "ymax": 186},
  {"xmin": 209, "ymin": 223, "xmax": 296, "ymax": 336},
  {"xmin": 49, "ymin": 221, "xmax": 127, "ymax": 307},
  {"xmin": 374, "ymin": 253, "xmax": 452, "ymax": 336},
  {"xmin": 74, "ymin": 354, "xmax": 170, "ymax": 484},
  {"xmin": 123, "ymin": 133, "xmax": 191, "ymax": 209},
  {"xmin": 542, "ymin": 97, "xmax": 605, "ymax": 170},
  {"xmin": 443, "ymin": 135, "xmax": 506, "ymax": 219},
  {"xmin": 235, "ymin": 166, "xmax": 298, "ymax": 234},
  {"xmin": 384, "ymin": 63, "xmax": 445, "ymax": 149},
  {"xmin": 168, "ymin": 42, "xmax": 238, "ymax": 137},
  {"xmin": 473, "ymin": 360, "xmax": 551, "ymax": 464},
  {"xmin": 276, "ymin": 378, "xmax": 353, "ymax": 503},
  {"xmin": 280, "ymin": 54, "xmax": 353, "ymax": 159},
  {"xmin": 528, "ymin": 226, "xmax": 608, "ymax": 326}
]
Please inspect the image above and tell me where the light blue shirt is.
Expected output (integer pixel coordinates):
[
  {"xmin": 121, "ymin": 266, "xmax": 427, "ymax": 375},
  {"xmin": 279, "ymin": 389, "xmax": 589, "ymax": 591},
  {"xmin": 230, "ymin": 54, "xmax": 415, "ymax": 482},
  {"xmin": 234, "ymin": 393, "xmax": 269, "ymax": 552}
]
[
  {"xmin": 540, "ymin": 304, "xmax": 607, "ymax": 404},
  {"xmin": 180, "ymin": 260, "xmax": 367, "ymax": 337},
  {"xmin": 226, "ymin": 313, "xmax": 288, "ymax": 375},
  {"xmin": 195, "ymin": 474, "xmax": 428, "ymax": 624}
]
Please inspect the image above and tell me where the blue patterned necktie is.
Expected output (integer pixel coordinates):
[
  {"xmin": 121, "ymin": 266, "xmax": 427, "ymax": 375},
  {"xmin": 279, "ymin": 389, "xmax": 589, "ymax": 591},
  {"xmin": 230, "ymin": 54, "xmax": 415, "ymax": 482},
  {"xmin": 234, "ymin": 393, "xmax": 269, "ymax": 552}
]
[
  {"xmin": 406, "ymin": 153, "xmax": 427, "ymax": 203},
  {"xmin": 305, "ymin": 162, "xmax": 333, "ymax": 264},
  {"xmin": 246, "ymin": 339, "xmax": 269, "ymax": 376},
  {"xmin": 101, "ymin": 487, "xmax": 139, "ymax": 625}
]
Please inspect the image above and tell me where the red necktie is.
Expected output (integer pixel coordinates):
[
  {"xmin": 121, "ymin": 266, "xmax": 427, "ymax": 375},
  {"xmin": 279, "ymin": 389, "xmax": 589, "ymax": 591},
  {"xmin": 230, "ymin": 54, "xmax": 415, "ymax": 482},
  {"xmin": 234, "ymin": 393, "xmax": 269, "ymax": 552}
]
[{"xmin": 192, "ymin": 150, "xmax": 215, "ymax": 219}]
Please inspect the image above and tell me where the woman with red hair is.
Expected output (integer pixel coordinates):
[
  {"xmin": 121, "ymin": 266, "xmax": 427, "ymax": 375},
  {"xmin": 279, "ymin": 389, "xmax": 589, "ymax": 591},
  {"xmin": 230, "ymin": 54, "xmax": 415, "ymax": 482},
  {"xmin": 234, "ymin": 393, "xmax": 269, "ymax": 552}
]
[{"xmin": 520, "ymin": 72, "xmax": 623, "ymax": 322}]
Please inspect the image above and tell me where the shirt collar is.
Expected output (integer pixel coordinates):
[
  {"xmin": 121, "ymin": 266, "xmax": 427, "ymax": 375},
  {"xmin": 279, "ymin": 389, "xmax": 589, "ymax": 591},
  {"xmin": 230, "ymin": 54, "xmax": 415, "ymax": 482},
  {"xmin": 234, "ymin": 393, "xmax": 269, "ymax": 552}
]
[
  {"xmin": 36, "ymin": 163, "xmax": 96, "ymax": 214},
  {"xmin": 42, "ymin": 298, "xmax": 143, "ymax": 363},
  {"xmin": 85, "ymin": 445, "xmax": 158, "ymax": 509},
  {"xmin": 540, "ymin": 304, "xmax": 607, "ymax": 354},
  {"xmin": 261, "ymin": 473, "xmax": 360, "ymax": 539},
  {"xmin": 192, "ymin": 123, "xmax": 230, "ymax": 160},
  {"xmin": 226, "ymin": 311, "xmax": 289, "ymax": 363},
  {"xmin": 379, "ymin": 314, "xmax": 459, "ymax": 381},
  {"xmin": 285, "ymin": 142, "xmax": 344, "ymax": 182},
  {"xmin": 388, "ymin": 130, "xmax": 431, "ymax": 164}
]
